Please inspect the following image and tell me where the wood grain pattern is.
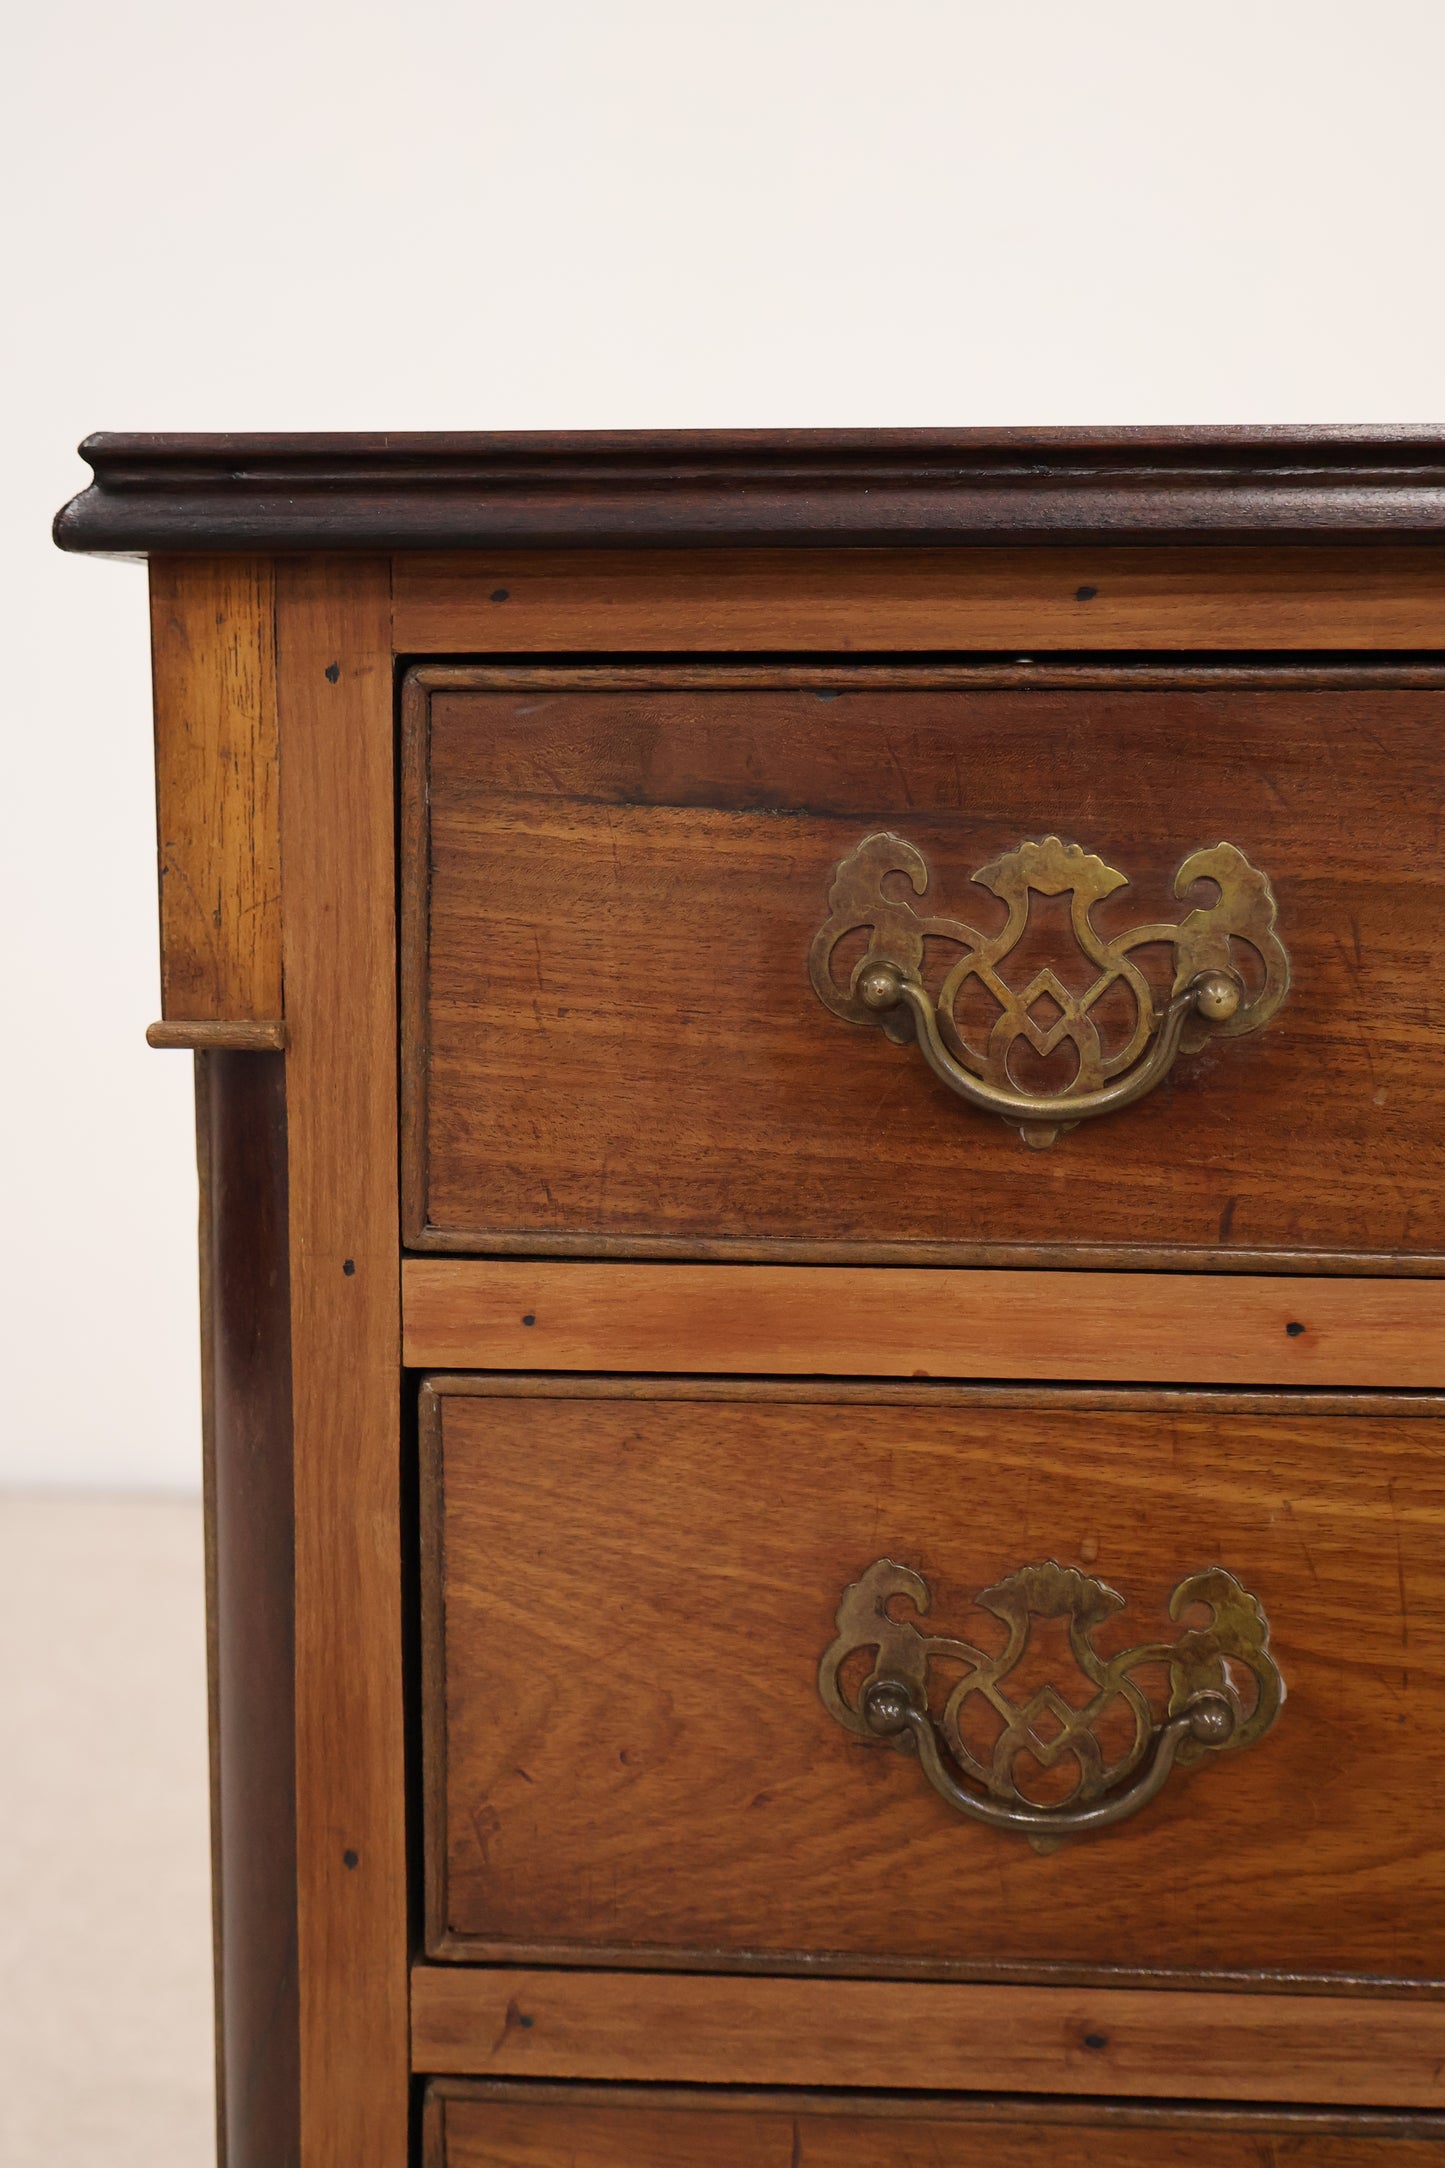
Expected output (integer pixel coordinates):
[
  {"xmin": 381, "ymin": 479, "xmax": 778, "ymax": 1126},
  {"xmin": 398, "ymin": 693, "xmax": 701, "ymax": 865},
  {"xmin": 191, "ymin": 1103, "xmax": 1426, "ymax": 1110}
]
[
  {"xmin": 411, "ymin": 1968, "xmax": 1445, "ymax": 2108},
  {"xmin": 276, "ymin": 560, "xmax": 407, "ymax": 2167},
  {"xmin": 393, "ymin": 546, "xmax": 1445, "ymax": 651},
  {"xmin": 423, "ymin": 2082, "xmax": 1445, "ymax": 2165},
  {"xmin": 422, "ymin": 1386, "xmax": 1445, "ymax": 1984},
  {"xmin": 148, "ymin": 558, "xmax": 282, "ymax": 1022},
  {"xmin": 403, "ymin": 1259, "xmax": 1445, "ymax": 1388},
  {"xmin": 195, "ymin": 1051, "xmax": 300, "ymax": 2168},
  {"xmin": 402, "ymin": 668, "xmax": 1445, "ymax": 1267},
  {"xmin": 58, "ymin": 429, "xmax": 1445, "ymax": 557},
  {"xmin": 104, "ymin": 477, "xmax": 1445, "ymax": 2156}
]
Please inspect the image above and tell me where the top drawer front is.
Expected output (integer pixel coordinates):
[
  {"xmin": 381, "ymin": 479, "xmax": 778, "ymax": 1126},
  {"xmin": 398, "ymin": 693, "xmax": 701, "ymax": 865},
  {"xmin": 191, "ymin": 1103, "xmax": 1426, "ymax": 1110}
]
[{"xmin": 402, "ymin": 664, "xmax": 1445, "ymax": 1268}]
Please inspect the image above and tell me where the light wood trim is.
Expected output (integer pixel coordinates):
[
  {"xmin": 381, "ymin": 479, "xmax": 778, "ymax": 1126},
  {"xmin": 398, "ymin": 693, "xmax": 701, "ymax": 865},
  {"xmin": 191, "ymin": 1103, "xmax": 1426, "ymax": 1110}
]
[
  {"xmin": 277, "ymin": 560, "xmax": 407, "ymax": 2166},
  {"xmin": 392, "ymin": 545, "xmax": 1445, "ymax": 652},
  {"xmin": 148, "ymin": 1019, "xmax": 287, "ymax": 1051},
  {"xmin": 411, "ymin": 1966, "xmax": 1445, "ymax": 2107},
  {"xmin": 149, "ymin": 559, "xmax": 282, "ymax": 1021},
  {"xmin": 403, "ymin": 1260, "xmax": 1445, "ymax": 1389}
]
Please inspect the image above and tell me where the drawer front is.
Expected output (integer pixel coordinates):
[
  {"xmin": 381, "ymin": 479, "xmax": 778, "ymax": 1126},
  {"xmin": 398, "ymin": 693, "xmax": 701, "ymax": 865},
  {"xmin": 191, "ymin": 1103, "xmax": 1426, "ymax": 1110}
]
[
  {"xmin": 421, "ymin": 1380, "xmax": 1445, "ymax": 1984},
  {"xmin": 424, "ymin": 2083, "xmax": 1445, "ymax": 2165},
  {"xmin": 402, "ymin": 663, "xmax": 1445, "ymax": 1270}
]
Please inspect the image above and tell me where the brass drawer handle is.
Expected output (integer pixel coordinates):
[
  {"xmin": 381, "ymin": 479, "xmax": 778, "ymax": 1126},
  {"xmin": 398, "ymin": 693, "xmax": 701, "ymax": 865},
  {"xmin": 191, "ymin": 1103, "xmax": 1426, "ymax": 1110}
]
[
  {"xmin": 819, "ymin": 1557, "xmax": 1282, "ymax": 1850},
  {"xmin": 808, "ymin": 831, "xmax": 1289, "ymax": 1147}
]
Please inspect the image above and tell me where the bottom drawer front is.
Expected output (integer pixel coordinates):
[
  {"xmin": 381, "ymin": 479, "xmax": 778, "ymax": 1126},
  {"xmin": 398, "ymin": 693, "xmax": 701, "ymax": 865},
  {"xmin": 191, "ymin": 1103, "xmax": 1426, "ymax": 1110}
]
[
  {"xmin": 422, "ymin": 1381, "xmax": 1445, "ymax": 1985},
  {"xmin": 425, "ymin": 2084, "xmax": 1445, "ymax": 2166}
]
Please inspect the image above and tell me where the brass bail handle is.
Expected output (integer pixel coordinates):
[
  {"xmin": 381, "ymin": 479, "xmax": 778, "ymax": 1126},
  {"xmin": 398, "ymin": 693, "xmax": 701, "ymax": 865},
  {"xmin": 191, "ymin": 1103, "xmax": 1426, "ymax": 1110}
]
[
  {"xmin": 856, "ymin": 957, "xmax": 1241, "ymax": 1135},
  {"xmin": 859, "ymin": 1673, "xmax": 1236, "ymax": 1841},
  {"xmin": 819, "ymin": 1557, "xmax": 1283, "ymax": 1850},
  {"xmin": 807, "ymin": 830, "xmax": 1290, "ymax": 1147}
]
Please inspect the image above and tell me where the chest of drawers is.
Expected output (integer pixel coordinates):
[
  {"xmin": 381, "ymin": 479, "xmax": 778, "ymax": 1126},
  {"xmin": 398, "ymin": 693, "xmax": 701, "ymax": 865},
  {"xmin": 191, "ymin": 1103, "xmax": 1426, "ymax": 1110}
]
[{"xmin": 56, "ymin": 429, "xmax": 1445, "ymax": 2166}]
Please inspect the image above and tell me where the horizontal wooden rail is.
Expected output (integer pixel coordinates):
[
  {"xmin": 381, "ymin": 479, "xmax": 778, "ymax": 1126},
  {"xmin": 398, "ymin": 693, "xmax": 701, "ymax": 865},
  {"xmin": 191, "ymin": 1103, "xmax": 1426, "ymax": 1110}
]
[
  {"xmin": 411, "ymin": 1967, "xmax": 1445, "ymax": 2107},
  {"xmin": 402, "ymin": 1260, "xmax": 1445, "ymax": 1388},
  {"xmin": 147, "ymin": 1019, "xmax": 287, "ymax": 1051},
  {"xmin": 392, "ymin": 545, "xmax": 1445, "ymax": 652}
]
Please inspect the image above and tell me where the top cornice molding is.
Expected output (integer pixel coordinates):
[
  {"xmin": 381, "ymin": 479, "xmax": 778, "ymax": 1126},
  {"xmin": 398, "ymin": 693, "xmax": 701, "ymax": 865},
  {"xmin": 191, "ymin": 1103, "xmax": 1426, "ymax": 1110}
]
[{"xmin": 54, "ymin": 426, "xmax": 1445, "ymax": 555}]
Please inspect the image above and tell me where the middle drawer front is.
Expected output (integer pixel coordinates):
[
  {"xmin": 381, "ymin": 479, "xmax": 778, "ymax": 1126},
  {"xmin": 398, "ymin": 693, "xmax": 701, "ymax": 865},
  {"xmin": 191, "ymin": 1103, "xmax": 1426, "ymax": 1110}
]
[{"xmin": 421, "ymin": 1379, "xmax": 1445, "ymax": 1984}]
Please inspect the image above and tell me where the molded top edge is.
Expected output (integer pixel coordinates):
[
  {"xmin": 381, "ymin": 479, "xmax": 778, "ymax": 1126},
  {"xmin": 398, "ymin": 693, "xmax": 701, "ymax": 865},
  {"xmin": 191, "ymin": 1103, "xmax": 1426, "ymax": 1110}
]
[{"xmin": 54, "ymin": 425, "xmax": 1445, "ymax": 554}]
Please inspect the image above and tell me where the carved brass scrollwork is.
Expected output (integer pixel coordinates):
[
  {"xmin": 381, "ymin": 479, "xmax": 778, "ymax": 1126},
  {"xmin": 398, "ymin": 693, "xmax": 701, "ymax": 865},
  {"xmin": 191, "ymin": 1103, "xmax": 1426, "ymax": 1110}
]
[
  {"xmin": 819, "ymin": 1556, "xmax": 1282, "ymax": 1848},
  {"xmin": 808, "ymin": 831, "xmax": 1289, "ymax": 1146}
]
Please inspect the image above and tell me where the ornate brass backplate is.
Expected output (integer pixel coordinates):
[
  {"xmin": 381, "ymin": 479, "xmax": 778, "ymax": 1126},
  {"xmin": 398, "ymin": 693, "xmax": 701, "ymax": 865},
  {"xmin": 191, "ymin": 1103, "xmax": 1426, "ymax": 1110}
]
[
  {"xmin": 819, "ymin": 1556, "xmax": 1282, "ymax": 1848},
  {"xmin": 808, "ymin": 831, "xmax": 1289, "ymax": 1145}
]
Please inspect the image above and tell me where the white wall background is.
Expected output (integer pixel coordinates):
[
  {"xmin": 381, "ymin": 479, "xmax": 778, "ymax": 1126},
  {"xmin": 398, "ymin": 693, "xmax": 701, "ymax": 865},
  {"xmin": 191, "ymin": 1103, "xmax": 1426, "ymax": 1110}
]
[{"xmin": 3, "ymin": 0, "xmax": 1443, "ymax": 1488}]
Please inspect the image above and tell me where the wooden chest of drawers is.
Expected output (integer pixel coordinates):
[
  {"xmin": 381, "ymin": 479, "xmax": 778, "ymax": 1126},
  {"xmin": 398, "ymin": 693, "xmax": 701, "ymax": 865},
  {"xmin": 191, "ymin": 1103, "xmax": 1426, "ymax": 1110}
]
[{"xmin": 56, "ymin": 428, "xmax": 1445, "ymax": 2166}]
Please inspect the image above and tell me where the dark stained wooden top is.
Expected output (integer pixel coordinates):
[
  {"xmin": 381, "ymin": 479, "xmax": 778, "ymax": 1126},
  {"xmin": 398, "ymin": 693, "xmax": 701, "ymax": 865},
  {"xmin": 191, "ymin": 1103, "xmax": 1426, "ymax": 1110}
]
[{"xmin": 53, "ymin": 426, "xmax": 1445, "ymax": 554}]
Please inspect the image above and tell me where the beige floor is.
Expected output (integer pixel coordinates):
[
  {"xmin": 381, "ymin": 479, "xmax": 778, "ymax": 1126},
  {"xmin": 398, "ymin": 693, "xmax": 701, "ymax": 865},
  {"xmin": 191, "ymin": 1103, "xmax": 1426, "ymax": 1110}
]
[{"xmin": 0, "ymin": 1497, "xmax": 214, "ymax": 2167}]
